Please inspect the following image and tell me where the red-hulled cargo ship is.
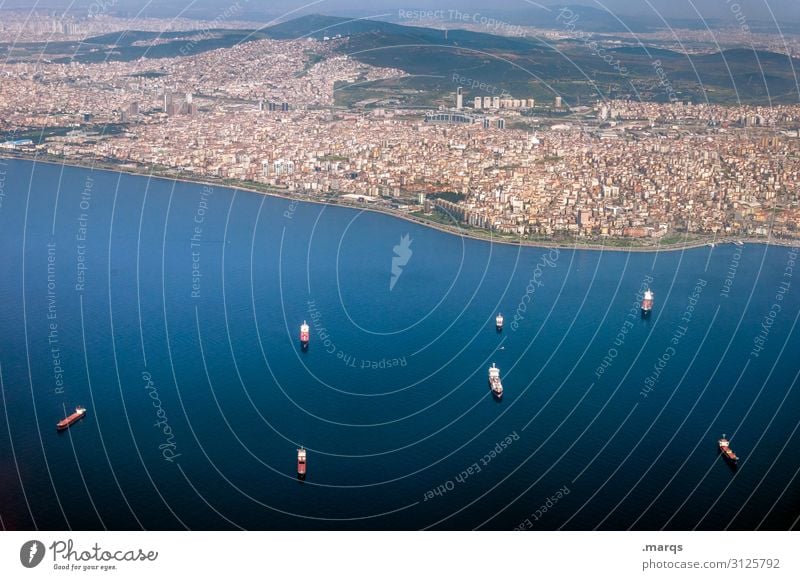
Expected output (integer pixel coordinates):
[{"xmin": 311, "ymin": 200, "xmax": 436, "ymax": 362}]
[
  {"xmin": 488, "ymin": 363, "xmax": 503, "ymax": 400},
  {"xmin": 300, "ymin": 321, "xmax": 310, "ymax": 349},
  {"xmin": 57, "ymin": 406, "xmax": 86, "ymax": 431},
  {"xmin": 718, "ymin": 435, "xmax": 739, "ymax": 464},
  {"xmin": 641, "ymin": 289, "xmax": 654, "ymax": 316},
  {"xmin": 297, "ymin": 447, "xmax": 307, "ymax": 479}
]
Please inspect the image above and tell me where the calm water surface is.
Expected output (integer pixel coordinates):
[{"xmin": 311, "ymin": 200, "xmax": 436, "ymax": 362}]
[{"xmin": 0, "ymin": 158, "xmax": 798, "ymax": 530}]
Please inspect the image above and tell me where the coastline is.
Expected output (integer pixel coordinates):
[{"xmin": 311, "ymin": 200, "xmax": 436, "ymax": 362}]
[{"xmin": 2, "ymin": 152, "xmax": 796, "ymax": 253}]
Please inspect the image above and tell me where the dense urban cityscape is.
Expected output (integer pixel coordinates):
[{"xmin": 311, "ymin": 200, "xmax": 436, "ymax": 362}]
[{"xmin": 1, "ymin": 9, "xmax": 799, "ymax": 247}]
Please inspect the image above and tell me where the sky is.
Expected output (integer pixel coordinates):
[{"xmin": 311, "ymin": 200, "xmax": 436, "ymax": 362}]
[{"xmin": 0, "ymin": 0, "xmax": 797, "ymax": 23}]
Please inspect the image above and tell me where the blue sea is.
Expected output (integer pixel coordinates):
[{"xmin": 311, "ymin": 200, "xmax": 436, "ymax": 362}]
[{"xmin": 0, "ymin": 158, "xmax": 798, "ymax": 530}]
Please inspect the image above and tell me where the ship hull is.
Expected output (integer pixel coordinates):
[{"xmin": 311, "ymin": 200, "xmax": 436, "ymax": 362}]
[
  {"xmin": 641, "ymin": 290, "xmax": 654, "ymax": 317},
  {"xmin": 489, "ymin": 379, "xmax": 503, "ymax": 400},
  {"xmin": 297, "ymin": 448, "xmax": 307, "ymax": 479},
  {"xmin": 718, "ymin": 440, "xmax": 739, "ymax": 468},
  {"xmin": 56, "ymin": 409, "xmax": 86, "ymax": 431},
  {"xmin": 488, "ymin": 365, "xmax": 503, "ymax": 400}
]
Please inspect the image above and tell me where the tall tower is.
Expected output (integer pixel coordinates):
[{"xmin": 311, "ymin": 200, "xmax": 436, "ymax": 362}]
[{"xmin": 456, "ymin": 87, "xmax": 463, "ymax": 110}]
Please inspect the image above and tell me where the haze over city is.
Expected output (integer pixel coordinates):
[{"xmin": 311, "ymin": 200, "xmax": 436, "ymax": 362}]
[{"xmin": 0, "ymin": 0, "xmax": 798, "ymax": 22}]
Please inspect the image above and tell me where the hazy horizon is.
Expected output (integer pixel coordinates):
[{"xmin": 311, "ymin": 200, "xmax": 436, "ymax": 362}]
[{"xmin": 0, "ymin": 0, "xmax": 797, "ymax": 24}]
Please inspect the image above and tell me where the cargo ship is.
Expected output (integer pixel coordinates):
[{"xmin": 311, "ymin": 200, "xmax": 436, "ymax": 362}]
[
  {"xmin": 495, "ymin": 313, "xmax": 504, "ymax": 331},
  {"xmin": 57, "ymin": 406, "xmax": 86, "ymax": 431},
  {"xmin": 300, "ymin": 321, "xmax": 310, "ymax": 349},
  {"xmin": 641, "ymin": 289, "xmax": 654, "ymax": 317},
  {"xmin": 297, "ymin": 447, "xmax": 307, "ymax": 479},
  {"xmin": 718, "ymin": 435, "xmax": 739, "ymax": 465},
  {"xmin": 488, "ymin": 363, "xmax": 503, "ymax": 399}
]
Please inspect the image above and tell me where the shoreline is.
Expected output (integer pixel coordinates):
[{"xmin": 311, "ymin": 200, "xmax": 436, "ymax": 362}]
[{"xmin": 2, "ymin": 152, "xmax": 797, "ymax": 253}]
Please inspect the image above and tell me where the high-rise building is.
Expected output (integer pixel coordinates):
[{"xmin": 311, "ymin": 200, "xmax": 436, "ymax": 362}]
[
  {"xmin": 483, "ymin": 96, "xmax": 492, "ymax": 109},
  {"xmin": 163, "ymin": 92, "xmax": 172, "ymax": 112},
  {"xmin": 281, "ymin": 102, "xmax": 290, "ymax": 112},
  {"xmin": 456, "ymin": 87, "xmax": 463, "ymax": 110},
  {"xmin": 424, "ymin": 111, "xmax": 474, "ymax": 124},
  {"xmin": 273, "ymin": 159, "xmax": 295, "ymax": 175},
  {"xmin": 554, "ymin": 95, "xmax": 563, "ymax": 108},
  {"xmin": 491, "ymin": 96, "xmax": 500, "ymax": 109},
  {"xmin": 496, "ymin": 118, "xmax": 505, "ymax": 129},
  {"xmin": 474, "ymin": 96, "xmax": 482, "ymax": 109}
]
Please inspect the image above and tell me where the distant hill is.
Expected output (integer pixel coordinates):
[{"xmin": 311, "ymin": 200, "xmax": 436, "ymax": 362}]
[
  {"xmin": 265, "ymin": 13, "xmax": 545, "ymax": 51},
  {"xmin": 264, "ymin": 14, "xmax": 403, "ymax": 40},
  {"xmin": 692, "ymin": 49, "xmax": 800, "ymax": 100},
  {"xmin": 2, "ymin": 13, "xmax": 797, "ymax": 104},
  {"xmin": 608, "ymin": 46, "xmax": 684, "ymax": 58},
  {"xmin": 293, "ymin": 15, "xmax": 799, "ymax": 105}
]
